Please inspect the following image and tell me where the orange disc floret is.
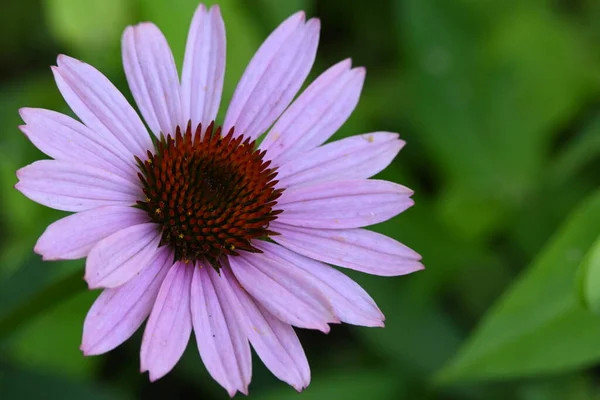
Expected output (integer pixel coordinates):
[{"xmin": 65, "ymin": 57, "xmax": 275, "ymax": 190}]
[{"xmin": 136, "ymin": 122, "xmax": 283, "ymax": 265}]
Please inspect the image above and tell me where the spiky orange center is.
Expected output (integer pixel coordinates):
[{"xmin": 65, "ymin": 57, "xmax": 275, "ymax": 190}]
[{"xmin": 136, "ymin": 122, "xmax": 282, "ymax": 265}]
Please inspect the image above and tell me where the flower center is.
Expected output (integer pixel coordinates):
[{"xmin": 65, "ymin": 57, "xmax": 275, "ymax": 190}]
[{"xmin": 136, "ymin": 122, "xmax": 283, "ymax": 265}]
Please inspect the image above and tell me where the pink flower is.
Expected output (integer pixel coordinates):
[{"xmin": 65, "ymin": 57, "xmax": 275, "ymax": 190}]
[{"xmin": 15, "ymin": 3, "xmax": 423, "ymax": 396}]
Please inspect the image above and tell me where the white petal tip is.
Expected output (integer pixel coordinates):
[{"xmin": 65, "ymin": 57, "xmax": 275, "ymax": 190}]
[
  {"xmin": 293, "ymin": 383, "xmax": 308, "ymax": 392},
  {"xmin": 84, "ymin": 275, "xmax": 100, "ymax": 290},
  {"xmin": 18, "ymin": 107, "xmax": 33, "ymax": 120},
  {"xmin": 56, "ymin": 54, "xmax": 78, "ymax": 67},
  {"xmin": 306, "ymin": 18, "xmax": 320, "ymax": 30},
  {"xmin": 80, "ymin": 346, "xmax": 96, "ymax": 357},
  {"xmin": 148, "ymin": 370, "xmax": 166, "ymax": 382}
]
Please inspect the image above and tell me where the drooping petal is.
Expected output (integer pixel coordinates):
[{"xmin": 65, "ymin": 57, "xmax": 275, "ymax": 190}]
[
  {"xmin": 81, "ymin": 248, "xmax": 174, "ymax": 355},
  {"xmin": 35, "ymin": 206, "xmax": 148, "ymax": 260},
  {"xmin": 190, "ymin": 264, "xmax": 251, "ymax": 397},
  {"xmin": 256, "ymin": 242, "xmax": 384, "ymax": 327},
  {"xmin": 276, "ymin": 180, "xmax": 414, "ymax": 229},
  {"xmin": 15, "ymin": 160, "xmax": 141, "ymax": 212},
  {"xmin": 218, "ymin": 262, "xmax": 310, "ymax": 391},
  {"xmin": 276, "ymin": 132, "xmax": 404, "ymax": 188},
  {"xmin": 224, "ymin": 12, "xmax": 320, "ymax": 141},
  {"xmin": 260, "ymin": 59, "xmax": 365, "ymax": 163},
  {"xmin": 228, "ymin": 251, "xmax": 338, "ymax": 332},
  {"xmin": 271, "ymin": 222, "xmax": 424, "ymax": 276},
  {"xmin": 19, "ymin": 108, "xmax": 135, "ymax": 179},
  {"xmin": 85, "ymin": 223, "xmax": 161, "ymax": 289},
  {"xmin": 53, "ymin": 55, "xmax": 152, "ymax": 159},
  {"xmin": 141, "ymin": 262, "xmax": 193, "ymax": 381},
  {"xmin": 122, "ymin": 23, "xmax": 182, "ymax": 136},
  {"xmin": 181, "ymin": 4, "xmax": 226, "ymax": 129}
]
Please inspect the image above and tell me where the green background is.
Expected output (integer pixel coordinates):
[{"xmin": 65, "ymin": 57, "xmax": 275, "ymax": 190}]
[{"xmin": 1, "ymin": 0, "xmax": 600, "ymax": 399}]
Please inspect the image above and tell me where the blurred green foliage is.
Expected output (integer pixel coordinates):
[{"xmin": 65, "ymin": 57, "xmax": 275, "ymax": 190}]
[{"xmin": 0, "ymin": 0, "xmax": 599, "ymax": 399}]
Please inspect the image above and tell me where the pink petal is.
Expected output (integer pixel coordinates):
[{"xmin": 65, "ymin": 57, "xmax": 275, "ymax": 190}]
[
  {"xmin": 85, "ymin": 223, "xmax": 161, "ymax": 289},
  {"xmin": 271, "ymin": 222, "xmax": 424, "ymax": 276},
  {"xmin": 19, "ymin": 108, "xmax": 135, "ymax": 180},
  {"xmin": 224, "ymin": 12, "xmax": 320, "ymax": 141},
  {"xmin": 181, "ymin": 4, "xmax": 226, "ymax": 129},
  {"xmin": 257, "ymin": 242, "xmax": 384, "ymax": 327},
  {"xmin": 53, "ymin": 55, "xmax": 152, "ymax": 159},
  {"xmin": 228, "ymin": 251, "xmax": 338, "ymax": 333},
  {"xmin": 15, "ymin": 160, "xmax": 141, "ymax": 212},
  {"xmin": 81, "ymin": 248, "xmax": 174, "ymax": 355},
  {"xmin": 123, "ymin": 23, "xmax": 182, "ymax": 136},
  {"xmin": 276, "ymin": 132, "xmax": 405, "ymax": 188},
  {"xmin": 35, "ymin": 206, "xmax": 148, "ymax": 261},
  {"xmin": 141, "ymin": 262, "xmax": 193, "ymax": 381},
  {"xmin": 260, "ymin": 59, "xmax": 365, "ymax": 163},
  {"xmin": 276, "ymin": 180, "xmax": 414, "ymax": 229},
  {"xmin": 219, "ymin": 263, "xmax": 310, "ymax": 391},
  {"xmin": 190, "ymin": 265, "xmax": 251, "ymax": 397}
]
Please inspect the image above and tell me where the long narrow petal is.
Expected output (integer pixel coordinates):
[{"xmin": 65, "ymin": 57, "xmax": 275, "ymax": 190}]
[
  {"xmin": 260, "ymin": 59, "xmax": 365, "ymax": 163},
  {"xmin": 85, "ymin": 223, "xmax": 161, "ymax": 289},
  {"xmin": 271, "ymin": 222, "xmax": 424, "ymax": 276},
  {"xmin": 191, "ymin": 265, "xmax": 251, "ymax": 397},
  {"xmin": 277, "ymin": 132, "xmax": 404, "ymax": 188},
  {"xmin": 81, "ymin": 248, "xmax": 173, "ymax": 355},
  {"xmin": 19, "ymin": 108, "xmax": 135, "ymax": 179},
  {"xmin": 228, "ymin": 252, "xmax": 338, "ymax": 332},
  {"xmin": 181, "ymin": 4, "xmax": 226, "ymax": 129},
  {"xmin": 53, "ymin": 55, "xmax": 152, "ymax": 159},
  {"xmin": 35, "ymin": 206, "xmax": 148, "ymax": 260},
  {"xmin": 257, "ymin": 242, "xmax": 384, "ymax": 327},
  {"xmin": 123, "ymin": 23, "xmax": 182, "ymax": 136},
  {"xmin": 141, "ymin": 262, "xmax": 193, "ymax": 381},
  {"xmin": 224, "ymin": 12, "xmax": 320, "ymax": 141},
  {"xmin": 15, "ymin": 160, "xmax": 140, "ymax": 212},
  {"xmin": 218, "ymin": 263, "xmax": 310, "ymax": 391},
  {"xmin": 276, "ymin": 180, "xmax": 414, "ymax": 229}
]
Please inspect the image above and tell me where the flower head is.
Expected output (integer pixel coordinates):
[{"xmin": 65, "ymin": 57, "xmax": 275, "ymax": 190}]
[{"xmin": 16, "ymin": 3, "xmax": 423, "ymax": 396}]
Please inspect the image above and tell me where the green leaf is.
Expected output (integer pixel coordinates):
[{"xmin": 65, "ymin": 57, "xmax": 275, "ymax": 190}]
[
  {"xmin": 437, "ymin": 189, "xmax": 600, "ymax": 383},
  {"xmin": 7, "ymin": 285, "xmax": 98, "ymax": 378},
  {"xmin": 399, "ymin": 0, "xmax": 596, "ymax": 240},
  {"xmin": 254, "ymin": 369, "xmax": 403, "ymax": 400},
  {"xmin": 550, "ymin": 113, "xmax": 600, "ymax": 186},
  {"xmin": 577, "ymin": 235, "xmax": 600, "ymax": 314},
  {"xmin": 44, "ymin": 0, "xmax": 132, "ymax": 65},
  {"xmin": 0, "ymin": 362, "xmax": 131, "ymax": 400},
  {"xmin": 0, "ymin": 269, "xmax": 84, "ymax": 342}
]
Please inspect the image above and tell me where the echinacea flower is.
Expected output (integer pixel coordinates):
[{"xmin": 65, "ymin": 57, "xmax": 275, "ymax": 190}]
[{"xmin": 16, "ymin": 3, "xmax": 423, "ymax": 396}]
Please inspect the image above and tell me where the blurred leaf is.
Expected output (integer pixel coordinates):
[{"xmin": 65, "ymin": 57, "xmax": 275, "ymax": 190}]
[
  {"xmin": 0, "ymin": 362, "xmax": 131, "ymax": 400},
  {"xmin": 577, "ymin": 235, "xmax": 600, "ymax": 314},
  {"xmin": 0, "ymin": 268, "xmax": 84, "ymax": 342},
  {"xmin": 44, "ymin": 0, "xmax": 131, "ymax": 66},
  {"xmin": 254, "ymin": 369, "xmax": 402, "ymax": 400},
  {"xmin": 6, "ymin": 282, "xmax": 96, "ymax": 378},
  {"xmin": 437, "ymin": 189, "xmax": 600, "ymax": 382},
  {"xmin": 516, "ymin": 374, "xmax": 594, "ymax": 400},
  {"xmin": 400, "ymin": 0, "xmax": 596, "ymax": 240},
  {"xmin": 550, "ymin": 112, "xmax": 600, "ymax": 186},
  {"xmin": 251, "ymin": 0, "xmax": 311, "ymax": 26}
]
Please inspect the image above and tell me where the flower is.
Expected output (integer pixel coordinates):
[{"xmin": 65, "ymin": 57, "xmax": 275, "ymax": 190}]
[{"xmin": 15, "ymin": 3, "xmax": 423, "ymax": 396}]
